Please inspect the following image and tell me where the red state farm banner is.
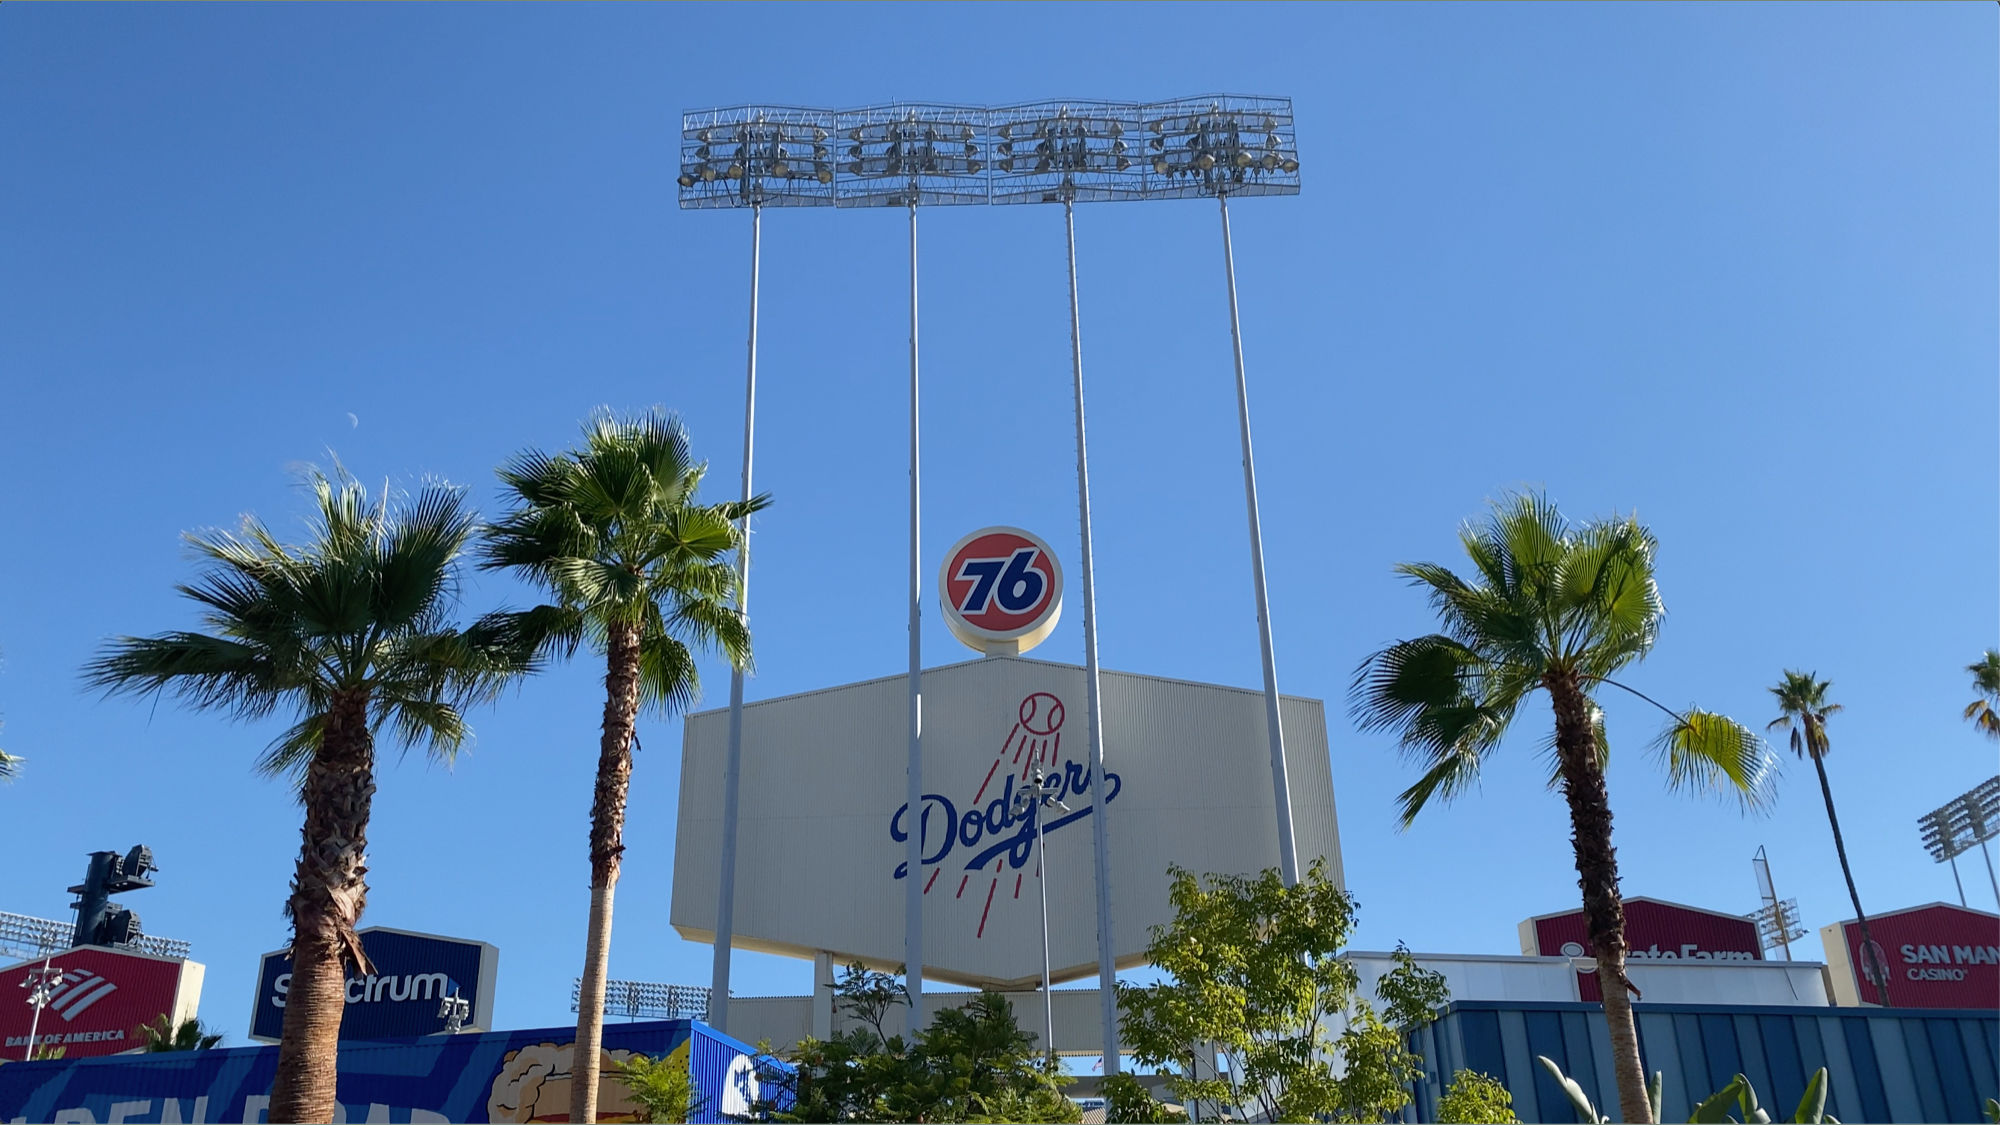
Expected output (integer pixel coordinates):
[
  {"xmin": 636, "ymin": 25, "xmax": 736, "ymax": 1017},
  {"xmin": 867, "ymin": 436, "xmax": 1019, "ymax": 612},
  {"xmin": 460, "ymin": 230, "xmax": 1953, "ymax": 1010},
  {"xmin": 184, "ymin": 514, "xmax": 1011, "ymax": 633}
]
[
  {"xmin": 1521, "ymin": 896, "xmax": 1762, "ymax": 1002},
  {"xmin": 0, "ymin": 946, "xmax": 203, "ymax": 1059},
  {"xmin": 1824, "ymin": 902, "xmax": 2000, "ymax": 1009}
]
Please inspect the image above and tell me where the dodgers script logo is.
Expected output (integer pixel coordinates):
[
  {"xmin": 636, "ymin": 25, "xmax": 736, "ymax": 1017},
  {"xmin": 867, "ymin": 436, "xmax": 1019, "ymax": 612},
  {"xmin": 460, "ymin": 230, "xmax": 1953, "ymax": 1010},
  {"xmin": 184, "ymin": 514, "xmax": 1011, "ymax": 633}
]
[
  {"xmin": 889, "ymin": 692, "xmax": 1120, "ymax": 938},
  {"xmin": 939, "ymin": 527, "xmax": 1063, "ymax": 655}
]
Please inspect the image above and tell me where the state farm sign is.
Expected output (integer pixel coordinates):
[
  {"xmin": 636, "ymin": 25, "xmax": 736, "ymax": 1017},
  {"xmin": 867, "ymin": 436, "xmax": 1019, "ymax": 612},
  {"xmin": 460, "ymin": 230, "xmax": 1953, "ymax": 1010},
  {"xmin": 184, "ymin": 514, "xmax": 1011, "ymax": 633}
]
[
  {"xmin": 1820, "ymin": 902, "xmax": 2000, "ymax": 1009},
  {"xmin": 0, "ymin": 946, "xmax": 204, "ymax": 1059},
  {"xmin": 1520, "ymin": 896, "xmax": 1762, "ymax": 1002}
]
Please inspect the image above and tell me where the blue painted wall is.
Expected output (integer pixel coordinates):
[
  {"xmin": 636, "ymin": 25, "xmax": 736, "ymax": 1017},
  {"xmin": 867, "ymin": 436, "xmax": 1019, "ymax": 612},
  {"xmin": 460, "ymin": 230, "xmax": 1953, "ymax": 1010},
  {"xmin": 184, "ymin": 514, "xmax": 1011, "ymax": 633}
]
[
  {"xmin": 0, "ymin": 1018, "xmax": 791, "ymax": 1124},
  {"xmin": 1407, "ymin": 1002, "xmax": 1998, "ymax": 1124}
]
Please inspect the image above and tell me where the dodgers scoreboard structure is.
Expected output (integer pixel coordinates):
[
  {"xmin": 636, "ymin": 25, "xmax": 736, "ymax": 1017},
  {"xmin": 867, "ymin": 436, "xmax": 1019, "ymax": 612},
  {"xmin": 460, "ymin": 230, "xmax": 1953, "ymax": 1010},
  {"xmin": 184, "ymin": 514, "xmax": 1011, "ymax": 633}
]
[{"xmin": 675, "ymin": 97, "xmax": 1309, "ymax": 1069}]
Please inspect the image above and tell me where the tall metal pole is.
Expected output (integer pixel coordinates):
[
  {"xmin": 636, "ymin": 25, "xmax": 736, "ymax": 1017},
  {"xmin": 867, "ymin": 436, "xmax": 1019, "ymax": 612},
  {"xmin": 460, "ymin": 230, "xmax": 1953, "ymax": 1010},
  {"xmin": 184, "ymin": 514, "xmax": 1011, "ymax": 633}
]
[
  {"xmin": 1217, "ymin": 193, "xmax": 1299, "ymax": 886},
  {"xmin": 708, "ymin": 201, "xmax": 761, "ymax": 1035},
  {"xmin": 1063, "ymin": 198, "xmax": 1121, "ymax": 1074},
  {"xmin": 22, "ymin": 956, "xmax": 59, "ymax": 1061},
  {"xmin": 1948, "ymin": 852, "xmax": 1967, "ymax": 908},
  {"xmin": 904, "ymin": 199, "xmax": 927, "ymax": 1027},
  {"xmin": 1034, "ymin": 805, "xmax": 1054, "ymax": 1057},
  {"xmin": 1982, "ymin": 836, "xmax": 2000, "ymax": 910}
]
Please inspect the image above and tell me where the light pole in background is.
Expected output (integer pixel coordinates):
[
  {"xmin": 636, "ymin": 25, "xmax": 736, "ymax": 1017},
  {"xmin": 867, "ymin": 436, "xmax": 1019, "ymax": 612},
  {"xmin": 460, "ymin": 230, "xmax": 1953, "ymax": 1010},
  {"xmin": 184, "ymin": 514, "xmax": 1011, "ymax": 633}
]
[
  {"xmin": 18, "ymin": 957, "xmax": 64, "ymax": 1061},
  {"xmin": 1013, "ymin": 766, "xmax": 1070, "ymax": 1058}
]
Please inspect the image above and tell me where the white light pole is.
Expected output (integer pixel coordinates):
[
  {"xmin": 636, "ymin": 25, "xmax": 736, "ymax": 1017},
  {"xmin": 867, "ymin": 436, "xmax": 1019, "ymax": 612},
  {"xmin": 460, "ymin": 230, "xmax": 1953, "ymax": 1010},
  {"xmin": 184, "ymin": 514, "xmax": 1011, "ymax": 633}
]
[
  {"xmin": 1013, "ymin": 767, "xmax": 1069, "ymax": 1056},
  {"xmin": 710, "ymin": 197, "xmax": 762, "ymax": 1036},
  {"xmin": 19, "ymin": 957, "xmax": 64, "ymax": 1061},
  {"xmin": 904, "ymin": 191, "xmax": 927, "ymax": 1027}
]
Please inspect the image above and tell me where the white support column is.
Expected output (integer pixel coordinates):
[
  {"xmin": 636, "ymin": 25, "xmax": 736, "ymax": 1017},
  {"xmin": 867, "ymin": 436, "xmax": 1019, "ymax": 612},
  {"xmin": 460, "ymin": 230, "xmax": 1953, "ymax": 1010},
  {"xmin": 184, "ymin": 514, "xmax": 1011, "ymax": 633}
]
[
  {"xmin": 811, "ymin": 951, "xmax": 835, "ymax": 1040},
  {"xmin": 709, "ymin": 201, "xmax": 762, "ymax": 1034},
  {"xmin": 1217, "ymin": 193, "xmax": 1299, "ymax": 886}
]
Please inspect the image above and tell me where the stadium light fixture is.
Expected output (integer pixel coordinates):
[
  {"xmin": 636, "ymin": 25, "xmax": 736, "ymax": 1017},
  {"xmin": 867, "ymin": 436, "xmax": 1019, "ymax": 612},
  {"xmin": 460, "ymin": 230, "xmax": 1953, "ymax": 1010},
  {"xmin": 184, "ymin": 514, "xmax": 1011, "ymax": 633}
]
[{"xmin": 1919, "ymin": 776, "xmax": 2000, "ymax": 909}]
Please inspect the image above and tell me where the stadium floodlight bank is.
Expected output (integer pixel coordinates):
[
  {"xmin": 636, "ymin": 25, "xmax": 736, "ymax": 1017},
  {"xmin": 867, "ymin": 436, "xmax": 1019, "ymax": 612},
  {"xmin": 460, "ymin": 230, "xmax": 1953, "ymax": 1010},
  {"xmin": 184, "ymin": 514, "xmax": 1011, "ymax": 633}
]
[{"xmin": 675, "ymin": 97, "xmax": 1300, "ymax": 209}]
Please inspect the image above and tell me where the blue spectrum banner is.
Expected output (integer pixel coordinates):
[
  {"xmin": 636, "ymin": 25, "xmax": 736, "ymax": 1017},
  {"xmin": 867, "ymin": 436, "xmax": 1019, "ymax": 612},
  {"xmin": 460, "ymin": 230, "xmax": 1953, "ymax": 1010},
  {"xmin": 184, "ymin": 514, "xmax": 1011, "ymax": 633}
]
[
  {"xmin": 249, "ymin": 926, "xmax": 498, "ymax": 1043},
  {"xmin": 0, "ymin": 1018, "xmax": 790, "ymax": 1124}
]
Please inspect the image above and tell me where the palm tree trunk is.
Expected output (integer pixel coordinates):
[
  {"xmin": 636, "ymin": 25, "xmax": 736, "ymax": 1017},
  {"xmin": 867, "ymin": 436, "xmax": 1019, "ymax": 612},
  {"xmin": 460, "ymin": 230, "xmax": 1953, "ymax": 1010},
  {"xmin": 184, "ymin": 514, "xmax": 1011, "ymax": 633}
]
[
  {"xmin": 1810, "ymin": 753, "xmax": 1891, "ymax": 1006},
  {"xmin": 571, "ymin": 623, "xmax": 644, "ymax": 1125},
  {"xmin": 1547, "ymin": 673, "xmax": 1652, "ymax": 1124},
  {"xmin": 271, "ymin": 689, "xmax": 376, "ymax": 1125}
]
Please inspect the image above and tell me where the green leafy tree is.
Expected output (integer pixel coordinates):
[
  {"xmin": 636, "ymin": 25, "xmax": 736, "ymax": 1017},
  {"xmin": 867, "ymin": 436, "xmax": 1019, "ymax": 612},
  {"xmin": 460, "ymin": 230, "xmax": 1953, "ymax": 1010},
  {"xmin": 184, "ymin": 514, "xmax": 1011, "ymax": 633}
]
[
  {"xmin": 479, "ymin": 411, "xmax": 765, "ymax": 1125},
  {"xmin": 1330, "ymin": 944, "xmax": 1452, "ymax": 1123},
  {"xmin": 1353, "ymin": 494, "xmax": 1771, "ymax": 1124},
  {"xmin": 139, "ymin": 1014, "xmax": 223, "ymax": 1052},
  {"xmin": 1434, "ymin": 1070, "xmax": 1518, "ymax": 1125},
  {"xmin": 1767, "ymin": 671, "xmax": 1889, "ymax": 1006},
  {"xmin": 1118, "ymin": 860, "xmax": 1360, "ymax": 1123},
  {"xmin": 84, "ymin": 471, "xmax": 526, "ymax": 1124},
  {"xmin": 1966, "ymin": 650, "xmax": 2000, "ymax": 740},
  {"xmin": 770, "ymin": 976, "xmax": 1075, "ymax": 1123},
  {"xmin": 610, "ymin": 1051, "xmax": 707, "ymax": 1123},
  {"xmin": 1100, "ymin": 1072, "xmax": 1174, "ymax": 1124}
]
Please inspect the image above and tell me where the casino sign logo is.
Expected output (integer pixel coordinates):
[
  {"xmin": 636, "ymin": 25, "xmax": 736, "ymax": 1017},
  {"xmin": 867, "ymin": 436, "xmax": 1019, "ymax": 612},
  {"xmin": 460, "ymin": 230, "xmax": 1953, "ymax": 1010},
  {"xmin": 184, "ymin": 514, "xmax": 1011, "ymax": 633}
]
[{"xmin": 938, "ymin": 526, "xmax": 1063, "ymax": 656}]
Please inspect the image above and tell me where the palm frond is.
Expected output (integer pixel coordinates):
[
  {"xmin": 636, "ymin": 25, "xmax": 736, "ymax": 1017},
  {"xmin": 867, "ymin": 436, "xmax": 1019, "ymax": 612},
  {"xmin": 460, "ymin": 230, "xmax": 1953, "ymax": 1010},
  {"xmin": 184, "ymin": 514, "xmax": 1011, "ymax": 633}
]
[
  {"xmin": 83, "ymin": 633, "xmax": 292, "ymax": 719},
  {"xmin": 1352, "ymin": 635, "xmax": 1525, "ymax": 823},
  {"xmin": 636, "ymin": 630, "xmax": 701, "ymax": 715},
  {"xmin": 371, "ymin": 483, "xmax": 476, "ymax": 632},
  {"xmin": 257, "ymin": 713, "xmax": 325, "ymax": 784},
  {"xmin": 1652, "ymin": 710, "xmax": 1778, "ymax": 811}
]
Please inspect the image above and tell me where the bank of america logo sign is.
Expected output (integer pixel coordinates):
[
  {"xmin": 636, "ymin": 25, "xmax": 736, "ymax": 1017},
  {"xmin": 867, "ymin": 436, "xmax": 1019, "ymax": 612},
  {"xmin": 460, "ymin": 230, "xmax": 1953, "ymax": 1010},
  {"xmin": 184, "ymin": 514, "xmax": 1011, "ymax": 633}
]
[{"xmin": 40, "ymin": 968, "xmax": 117, "ymax": 1021}]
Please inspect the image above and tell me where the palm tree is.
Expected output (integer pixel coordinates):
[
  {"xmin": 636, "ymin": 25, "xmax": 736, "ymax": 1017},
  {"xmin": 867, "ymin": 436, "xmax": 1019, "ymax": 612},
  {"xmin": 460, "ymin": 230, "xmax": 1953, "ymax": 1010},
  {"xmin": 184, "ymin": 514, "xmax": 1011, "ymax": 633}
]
[
  {"xmin": 140, "ymin": 1014, "xmax": 224, "ymax": 1052},
  {"xmin": 1767, "ymin": 671, "xmax": 1891, "ymax": 1006},
  {"xmin": 479, "ymin": 411, "xmax": 765, "ymax": 1125},
  {"xmin": 1353, "ymin": 494, "xmax": 1771, "ymax": 1125},
  {"xmin": 1965, "ymin": 650, "xmax": 2000, "ymax": 740},
  {"xmin": 84, "ymin": 471, "xmax": 528, "ymax": 1124}
]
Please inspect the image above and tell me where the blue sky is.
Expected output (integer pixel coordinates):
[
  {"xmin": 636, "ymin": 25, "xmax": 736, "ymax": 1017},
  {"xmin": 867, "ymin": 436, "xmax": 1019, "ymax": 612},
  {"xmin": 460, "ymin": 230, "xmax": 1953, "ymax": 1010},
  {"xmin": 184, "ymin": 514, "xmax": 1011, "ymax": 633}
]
[{"xmin": 1, "ymin": 4, "xmax": 1994, "ymax": 1045}]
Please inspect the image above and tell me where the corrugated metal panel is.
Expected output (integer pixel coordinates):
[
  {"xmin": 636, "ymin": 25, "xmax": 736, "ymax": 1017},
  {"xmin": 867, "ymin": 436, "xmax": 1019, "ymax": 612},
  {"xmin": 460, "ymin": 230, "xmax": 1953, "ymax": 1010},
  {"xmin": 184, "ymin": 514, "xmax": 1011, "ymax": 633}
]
[
  {"xmin": 1409, "ymin": 1003, "xmax": 1999, "ymax": 1124},
  {"xmin": 689, "ymin": 1021, "xmax": 784, "ymax": 1124},
  {"xmin": 672, "ymin": 656, "xmax": 1342, "ymax": 989}
]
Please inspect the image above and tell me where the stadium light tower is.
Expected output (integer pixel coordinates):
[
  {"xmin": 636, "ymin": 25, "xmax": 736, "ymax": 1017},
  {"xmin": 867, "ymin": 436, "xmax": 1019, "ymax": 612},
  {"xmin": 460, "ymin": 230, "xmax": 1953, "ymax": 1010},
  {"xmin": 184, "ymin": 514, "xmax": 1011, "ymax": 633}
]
[
  {"xmin": 1920, "ymin": 776, "xmax": 2000, "ymax": 909},
  {"xmin": 678, "ymin": 105, "xmax": 839, "ymax": 1036},
  {"xmin": 1146, "ymin": 97, "xmax": 1304, "ymax": 885},
  {"xmin": 677, "ymin": 97, "xmax": 1302, "ymax": 1061}
]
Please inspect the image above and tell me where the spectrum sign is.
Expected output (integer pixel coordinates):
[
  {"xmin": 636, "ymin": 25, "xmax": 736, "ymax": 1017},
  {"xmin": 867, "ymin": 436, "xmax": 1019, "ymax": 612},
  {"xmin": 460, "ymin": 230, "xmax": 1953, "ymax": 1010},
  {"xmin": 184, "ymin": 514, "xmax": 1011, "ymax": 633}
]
[{"xmin": 250, "ymin": 926, "xmax": 498, "ymax": 1042}]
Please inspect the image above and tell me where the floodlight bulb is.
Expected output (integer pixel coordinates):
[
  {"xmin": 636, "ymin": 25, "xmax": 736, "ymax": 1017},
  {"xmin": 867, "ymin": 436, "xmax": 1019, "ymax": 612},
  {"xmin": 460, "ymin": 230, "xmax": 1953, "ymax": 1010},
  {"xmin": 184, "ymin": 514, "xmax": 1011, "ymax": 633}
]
[
  {"xmin": 816, "ymin": 165, "xmax": 833, "ymax": 184},
  {"xmin": 1035, "ymin": 157, "xmax": 1051, "ymax": 172},
  {"xmin": 1149, "ymin": 137, "xmax": 1164, "ymax": 152},
  {"xmin": 695, "ymin": 145, "xmax": 710, "ymax": 160},
  {"xmin": 964, "ymin": 141, "xmax": 978, "ymax": 156},
  {"xmin": 1281, "ymin": 158, "xmax": 1299, "ymax": 173},
  {"xmin": 848, "ymin": 144, "xmax": 862, "ymax": 159},
  {"xmin": 847, "ymin": 128, "xmax": 862, "ymax": 142},
  {"xmin": 1112, "ymin": 140, "xmax": 1127, "ymax": 154},
  {"xmin": 1262, "ymin": 152, "xmax": 1280, "ymax": 170},
  {"xmin": 1263, "ymin": 116, "xmax": 1277, "ymax": 131},
  {"xmin": 1115, "ymin": 156, "xmax": 1130, "ymax": 171},
  {"xmin": 960, "ymin": 125, "xmax": 974, "ymax": 141},
  {"xmin": 1152, "ymin": 159, "xmax": 1169, "ymax": 175},
  {"xmin": 1195, "ymin": 153, "xmax": 1215, "ymax": 170},
  {"xmin": 813, "ymin": 127, "xmax": 828, "ymax": 141},
  {"xmin": 700, "ymin": 167, "xmax": 717, "ymax": 182},
  {"xmin": 770, "ymin": 160, "xmax": 789, "ymax": 176},
  {"xmin": 1000, "ymin": 157, "xmax": 1014, "ymax": 172},
  {"xmin": 699, "ymin": 128, "xmax": 712, "ymax": 143},
  {"xmin": 968, "ymin": 159, "xmax": 982, "ymax": 173},
  {"xmin": 1233, "ymin": 151, "xmax": 1253, "ymax": 168},
  {"xmin": 847, "ymin": 161, "xmax": 862, "ymax": 174},
  {"xmin": 999, "ymin": 124, "xmax": 1012, "ymax": 140},
  {"xmin": 677, "ymin": 173, "xmax": 695, "ymax": 188},
  {"xmin": 727, "ymin": 163, "xmax": 744, "ymax": 179},
  {"xmin": 1109, "ymin": 122, "xmax": 1123, "ymax": 137}
]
